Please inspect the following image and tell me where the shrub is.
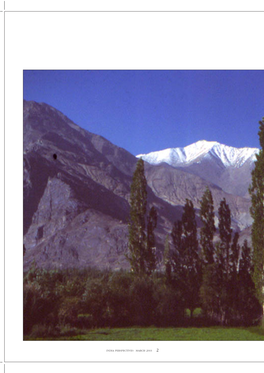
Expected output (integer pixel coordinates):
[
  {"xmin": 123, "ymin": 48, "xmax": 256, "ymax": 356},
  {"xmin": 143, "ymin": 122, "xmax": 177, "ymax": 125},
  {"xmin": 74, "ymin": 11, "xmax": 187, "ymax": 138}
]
[
  {"xmin": 58, "ymin": 296, "xmax": 82, "ymax": 326},
  {"xmin": 23, "ymin": 281, "xmax": 60, "ymax": 335},
  {"xmin": 153, "ymin": 278, "xmax": 185, "ymax": 327},
  {"xmin": 107, "ymin": 271, "xmax": 134, "ymax": 327},
  {"xmin": 129, "ymin": 275, "xmax": 157, "ymax": 326},
  {"xmin": 82, "ymin": 277, "xmax": 110, "ymax": 328},
  {"xmin": 29, "ymin": 324, "xmax": 60, "ymax": 339}
]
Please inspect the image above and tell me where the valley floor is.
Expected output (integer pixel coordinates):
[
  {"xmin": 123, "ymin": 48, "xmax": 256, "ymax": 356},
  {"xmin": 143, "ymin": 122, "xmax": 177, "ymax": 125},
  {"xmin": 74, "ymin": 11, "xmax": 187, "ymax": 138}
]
[{"xmin": 26, "ymin": 325, "xmax": 264, "ymax": 341}]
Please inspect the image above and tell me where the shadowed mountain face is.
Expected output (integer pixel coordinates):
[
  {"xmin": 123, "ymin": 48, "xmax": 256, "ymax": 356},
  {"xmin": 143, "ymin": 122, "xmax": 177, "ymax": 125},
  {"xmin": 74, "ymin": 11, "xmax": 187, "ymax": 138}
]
[{"xmin": 23, "ymin": 101, "xmax": 254, "ymax": 270}]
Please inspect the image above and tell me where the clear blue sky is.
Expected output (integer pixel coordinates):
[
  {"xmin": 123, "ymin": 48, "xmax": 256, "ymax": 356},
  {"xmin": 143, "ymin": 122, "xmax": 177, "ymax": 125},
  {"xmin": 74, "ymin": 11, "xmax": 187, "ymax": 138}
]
[{"xmin": 23, "ymin": 70, "xmax": 264, "ymax": 155}]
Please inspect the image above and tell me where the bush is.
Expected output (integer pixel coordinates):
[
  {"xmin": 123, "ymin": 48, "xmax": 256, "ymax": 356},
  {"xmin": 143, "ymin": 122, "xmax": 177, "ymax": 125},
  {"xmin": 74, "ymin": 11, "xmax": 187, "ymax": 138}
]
[
  {"xmin": 129, "ymin": 275, "xmax": 157, "ymax": 326},
  {"xmin": 23, "ymin": 267, "xmax": 62, "ymax": 335},
  {"xmin": 58, "ymin": 296, "xmax": 82, "ymax": 326},
  {"xmin": 24, "ymin": 282, "xmax": 60, "ymax": 335},
  {"xmin": 153, "ymin": 279, "xmax": 185, "ymax": 327},
  {"xmin": 29, "ymin": 324, "xmax": 60, "ymax": 339},
  {"xmin": 107, "ymin": 271, "xmax": 134, "ymax": 327},
  {"xmin": 82, "ymin": 277, "xmax": 110, "ymax": 328}
]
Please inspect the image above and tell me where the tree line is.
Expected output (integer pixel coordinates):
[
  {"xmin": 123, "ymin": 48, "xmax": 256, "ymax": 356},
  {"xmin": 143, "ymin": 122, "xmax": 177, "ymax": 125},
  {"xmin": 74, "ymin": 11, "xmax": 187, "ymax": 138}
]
[
  {"xmin": 127, "ymin": 159, "xmax": 262, "ymax": 327},
  {"xmin": 127, "ymin": 118, "xmax": 264, "ymax": 326}
]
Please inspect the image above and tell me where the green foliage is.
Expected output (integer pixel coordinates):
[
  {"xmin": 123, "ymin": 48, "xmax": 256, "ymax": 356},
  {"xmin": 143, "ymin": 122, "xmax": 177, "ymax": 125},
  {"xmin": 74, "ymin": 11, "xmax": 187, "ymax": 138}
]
[
  {"xmin": 230, "ymin": 232, "xmax": 240, "ymax": 275},
  {"xmin": 200, "ymin": 187, "xmax": 216, "ymax": 265},
  {"xmin": 29, "ymin": 324, "xmax": 60, "ymax": 339},
  {"xmin": 82, "ymin": 276, "xmax": 110, "ymax": 328},
  {"xmin": 199, "ymin": 195, "xmax": 262, "ymax": 326},
  {"xmin": 129, "ymin": 275, "xmax": 156, "ymax": 326},
  {"xmin": 249, "ymin": 117, "xmax": 264, "ymax": 304},
  {"xmin": 107, "ymin": 271, "xmax": 133, "ymax": 327},
  {"xmin": 171, "ymin": 220, "xmax": 182, "ymax": 257},
  {"xmin": 218, "ymin": 198, "xmax": 232, "ymax": 277},
  {"xmin": 200, "ymin": 225, "xmax": 262, "ymax": 326},
  {"xmin": 200, "ymin": 263, "xmax": 220, "ymax": 322},
  {"xmin": 171, "ymin": 199, "xmax": 201, "ymax": 317},
  {"xmin": 215, "ymin": 198, "xmax": 233, "ymax": 324},
  {"xmin": 128, "ymin": 158, "xmax": 148, "ymax": 274},
  {"xmin": 23, "ymin": 267, "xmax": 61, "ymax": 335},
  {"xmin": 164, "ymin": 235, "xmax": 172, "ymax": 283},
  {"xmin": 24, "ymin": 262, "xmax": 262, "ymax": 338},
  {"xmin": 146, "ymin": 206, "xmax": 158, "ymax": 274},
  {"xmin": 236, "ymin": 240, "xmax": 263, "ymax": 326},
  {"xmin": 182, "ymin": 199, "xmax": 199, "ymax": 260},
  {"xmin": 58, "ymin": 296, "xmax": 82, "ymax": 326},
  {"xmin": 128, "ymin": 158, "xmax": 157, "ymax": 275},
  {"xmin": 153, "ymin": 280, "xmax": 184, "ymax": 327}
]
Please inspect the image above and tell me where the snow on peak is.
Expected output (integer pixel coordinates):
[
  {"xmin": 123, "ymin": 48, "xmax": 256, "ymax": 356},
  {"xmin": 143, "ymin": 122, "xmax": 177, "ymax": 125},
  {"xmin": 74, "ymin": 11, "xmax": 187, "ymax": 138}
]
[{"xmin": 136, "ymin": 140, "xmax": 259, "ymax": 169}]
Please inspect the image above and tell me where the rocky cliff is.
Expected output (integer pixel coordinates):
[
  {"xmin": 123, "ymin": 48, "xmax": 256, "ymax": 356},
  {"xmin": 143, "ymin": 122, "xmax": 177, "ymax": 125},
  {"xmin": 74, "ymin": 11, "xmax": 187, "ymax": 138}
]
[{"xmin": 23, "ymin": 100, "xmax": 182, "ymax": 270}]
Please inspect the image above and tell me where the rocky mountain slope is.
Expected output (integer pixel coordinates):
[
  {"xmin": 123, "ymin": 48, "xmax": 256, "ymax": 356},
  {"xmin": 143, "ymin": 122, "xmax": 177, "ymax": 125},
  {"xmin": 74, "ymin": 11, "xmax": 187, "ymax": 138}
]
[
  {"xmin": 144, "ymin": 162, "xmax": 252, "ymax": 231},
  {"xmin": 23, "ymin": 101, "xmax": 255, "ymax": 270},
  {"xmin": 23, "ymin": 100, "xmax": 182, "ymax": 271}
]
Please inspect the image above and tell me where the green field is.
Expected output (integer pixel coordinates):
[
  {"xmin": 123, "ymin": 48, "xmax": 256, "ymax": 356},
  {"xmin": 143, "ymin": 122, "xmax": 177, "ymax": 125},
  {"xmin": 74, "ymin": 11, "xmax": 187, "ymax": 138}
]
[{"xmin": 27, "ymin": 325, "xmax": 264, "ymax": 341}]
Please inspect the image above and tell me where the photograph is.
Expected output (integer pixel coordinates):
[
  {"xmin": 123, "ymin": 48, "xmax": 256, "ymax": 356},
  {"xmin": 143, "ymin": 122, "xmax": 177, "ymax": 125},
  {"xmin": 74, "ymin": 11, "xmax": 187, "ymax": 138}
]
[{"xmin": 23, "ymin": 70, "xmax": 264, "ymax": 342}]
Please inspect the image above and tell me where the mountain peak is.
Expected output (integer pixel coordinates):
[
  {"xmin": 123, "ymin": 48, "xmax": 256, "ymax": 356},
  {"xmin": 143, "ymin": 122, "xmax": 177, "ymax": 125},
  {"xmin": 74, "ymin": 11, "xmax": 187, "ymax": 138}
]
[{"xmin": 137, "ymin": 140, "xmax": 259, "ymax": 169}]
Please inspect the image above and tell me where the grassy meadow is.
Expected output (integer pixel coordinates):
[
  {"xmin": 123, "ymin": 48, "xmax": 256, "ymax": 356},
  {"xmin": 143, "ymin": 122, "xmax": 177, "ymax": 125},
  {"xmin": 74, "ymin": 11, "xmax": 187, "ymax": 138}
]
[{"xmin": 25, "ymin": 323, "xmax": 264, "ymax": 341}]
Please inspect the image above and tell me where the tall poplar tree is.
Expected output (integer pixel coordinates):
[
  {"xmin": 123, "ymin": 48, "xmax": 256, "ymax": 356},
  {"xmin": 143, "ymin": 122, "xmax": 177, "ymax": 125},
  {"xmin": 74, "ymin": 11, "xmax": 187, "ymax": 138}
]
[
  {"xmin": 171, "ymin": 199, "xmax": 201, "ymax": 317},
  {"xmin": 128, "ymin": 158, "xmax": 157, "ymax": 275},
  {"xmin": 199, "ymin": 188, "xmax": 217, "ymax": 320},
  {"xmin": 164, "ymin": 234, "xmax": 172, "ymax": 282},
  {"xmin": 249, "ymin": 117, "xmax": 264, "ymax": 305},
  {"xmin": 218, "ymin": 198, "xmax": 232, "ymax": 278},
  {"xmin": 146, "ymin": 206, "xmax": 158, "ymax": 274},
  {"xmin": 217, "ymin": 198, "xmax": 233, "ymax": 324},
  {"xmin": 128, "ymin": 158, "xmax": 147, "ymax": 274},
  {"xmin": 200, "ymin": 187, "xmax": 216, "ymax": 265},
  {"xmin": 237, "ymin": 240, "xmax": 263, "ymax": 325}
]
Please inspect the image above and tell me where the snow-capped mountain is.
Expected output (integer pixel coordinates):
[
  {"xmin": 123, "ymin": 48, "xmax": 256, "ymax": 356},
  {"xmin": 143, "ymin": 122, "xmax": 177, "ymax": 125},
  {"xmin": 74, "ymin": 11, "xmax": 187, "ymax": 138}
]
[
  {"xmin": 137, "ymin": 140, "xmax": 259, "ymax": 169},
  {"xmin": 137, "ymin": 141, "xmax": 259, "ymax": 198}
]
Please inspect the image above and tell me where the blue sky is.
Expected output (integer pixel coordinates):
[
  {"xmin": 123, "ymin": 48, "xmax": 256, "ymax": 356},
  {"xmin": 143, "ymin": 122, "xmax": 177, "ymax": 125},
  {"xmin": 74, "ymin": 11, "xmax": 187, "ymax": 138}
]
[{"xmin": 23, "ymin": 70, "xmax": 264, "ymax": 155}]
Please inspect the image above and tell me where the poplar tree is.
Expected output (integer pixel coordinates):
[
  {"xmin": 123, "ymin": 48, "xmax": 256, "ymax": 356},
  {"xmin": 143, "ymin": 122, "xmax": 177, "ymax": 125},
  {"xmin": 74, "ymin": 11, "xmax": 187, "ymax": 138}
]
[
  {"xmin": 218, "ymin": 198, "xmax": 232, "ymax": 278},
  {"xmin": 171, "ymin": 199, "xmax": 201, "ymax": 317},
  {"xmin": 200, "ymin": 187, "xmax": 216, "ymax": 265},
  {"xmin": 164, "ymin": 235, "xmax": 172, "ymax": 282},
  {"xmin": 249, "ymin": 117, "xmax": 264, "ymax": 305},
  {"xmin": 217, "ymin": 198, "xmax": 233, "ymax": 324},
  {"xmin": 228, "ymin": 232, "xmax": 240, "ymax": 322},
  {"xmin": 128, "ymin": 158, "xmax": 147, "ymax": 274},
  {"xmin": 146, "ymin": 206, "xmax": 158, "ymax": 274},
  {"xmin": 237, "ymin": 240, "xmax": 263, "ymax": 325},
  {"xmin": 230, "ymin": 232, "xmax": 240, "ymax": 276},
  {"xmin": 171, "ymin": 220, "xmax": 183, "ymax": 278},
  {"xmin": 199, "ymin": 188, "xmax": 217, "ymax": 320},
  {"xmin": 128, "ymin": 158, "xmax": 157, "ymax": 275}
]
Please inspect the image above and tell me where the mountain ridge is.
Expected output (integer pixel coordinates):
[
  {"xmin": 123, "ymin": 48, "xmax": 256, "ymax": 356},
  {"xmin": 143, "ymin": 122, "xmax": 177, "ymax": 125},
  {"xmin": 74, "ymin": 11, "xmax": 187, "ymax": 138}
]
[
  {"xmin": 137, "ymin": 140, "xmax": 258, "ymax": 197},
  {"xmin": 137, "ymin": 140, "xmax": 259, "ymax": 168}
]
